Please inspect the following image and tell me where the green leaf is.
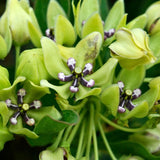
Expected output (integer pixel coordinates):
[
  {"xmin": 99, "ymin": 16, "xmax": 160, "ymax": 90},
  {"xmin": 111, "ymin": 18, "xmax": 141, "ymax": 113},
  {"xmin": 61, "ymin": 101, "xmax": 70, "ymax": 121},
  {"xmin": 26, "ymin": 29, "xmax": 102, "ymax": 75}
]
[
  {"xmin": 127, "ymin": 14, "xmax": 147, "ymax": 29},
  {"xmin": 116, "ymin": 65, "xmax": 145, "ymax": 90},
  {"xmin": 40, "ymin": 80, "xmax": 72, "ymax": 99},
  {"xmin": 9, "ymin": 118, "xmax": 39, "ymax": 139},
  {"xmin": 87, "ymin": 58, "xmax": 118, "ymax": 87},
  {"xmin": 111, "ymin": 141, "xmax": 160, "ymax": 160},
  {"xmin": 0, "ymin": 120, "xmax": 13, "ymax": 151},
  {"xmin": 55, "ymin": 15, "xmax": 76, "ymax": 46},
  {"xmin": 28, "ymin": 21, "xmax": 42, "ymax": 47},
  {"xmin": 41, "ymin": 37, "xmax": 70, "ymax": 79},
  {"xmin": 47, "ymin": 0, "xmax": 66, "ymax": 28},
  {"xmin": 100, "ymin": 84, "xmax": 119, "ymax": 117},
  {"xmin": 34, "ymin": 110, "xmax": 79, "ymax": 135},
  {"xmin": 82, "ymin": 12, "xmax": 104, "ymax": 39},
  {"xmin": 4, "ymin": 25, "xmax": 12, "ymax": 53},
  {"xmin": 121, "ymin": 101, "xmax": 149, "ymax": 120},
  {"xmin": 34, "ymin": 0, "xmax": 50, "ymax": 34},
  {"xmin": 104, "ymin": 0, "xmax": 124, "ymax": 31}
]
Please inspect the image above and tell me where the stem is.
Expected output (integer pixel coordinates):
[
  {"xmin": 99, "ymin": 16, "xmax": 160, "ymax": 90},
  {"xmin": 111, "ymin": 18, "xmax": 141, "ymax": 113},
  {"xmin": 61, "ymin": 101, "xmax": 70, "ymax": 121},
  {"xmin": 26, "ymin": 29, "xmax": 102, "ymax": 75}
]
[
  {"xmin": 61, "ymin": 126, "xmax": 73, "ymax": 143},
  {"xmin": 76, "ymin": 120, "xmax": 86, "ymax": 159},
  {"xmin": 93, "ymin": 116, "xmax": 99, "ymax": 160},
  {"xmin": 47, "ymin": 129, "xmax": 64, "ymax": 151},
  {"xmin": 85, "ymin": 105, "xmax": 94, "ymax": 159},
  {"xmin": 15, "ymin": 46, "xmax": 20, "ymax": 70},
  {"xmin": 98, "ymin": 120, "xmax": 117, "ymax": 160},
  {"xmin": 99, "ymin": 113, "xmax": 146, "ymax": 132},
  {"xmin": 67, "ymin": 109, "xmax": 86, "ymax": 144},
  {"xmin": 98, "ymin": 55, "xmax": 103, "ymax": 67},
  {"xmin": 144, "ymin": 78, "xmax": 152, "ymax": 83}
]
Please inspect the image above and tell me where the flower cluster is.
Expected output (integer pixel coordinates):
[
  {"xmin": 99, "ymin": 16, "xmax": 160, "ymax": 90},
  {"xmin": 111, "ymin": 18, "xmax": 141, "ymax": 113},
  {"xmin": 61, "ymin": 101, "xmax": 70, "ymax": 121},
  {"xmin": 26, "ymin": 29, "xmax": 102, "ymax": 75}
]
[{"xmin": 0, "ymin": 0, "xmax": 160, "ymax": 159}]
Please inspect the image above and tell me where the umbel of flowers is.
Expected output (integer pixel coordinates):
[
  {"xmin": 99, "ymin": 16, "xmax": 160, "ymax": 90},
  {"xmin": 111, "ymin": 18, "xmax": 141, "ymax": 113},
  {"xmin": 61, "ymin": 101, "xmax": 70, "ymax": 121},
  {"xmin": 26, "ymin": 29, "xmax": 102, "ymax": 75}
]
[{"xmin": 1, "ymin": 0, "xmax": 160, "ymax": 159}]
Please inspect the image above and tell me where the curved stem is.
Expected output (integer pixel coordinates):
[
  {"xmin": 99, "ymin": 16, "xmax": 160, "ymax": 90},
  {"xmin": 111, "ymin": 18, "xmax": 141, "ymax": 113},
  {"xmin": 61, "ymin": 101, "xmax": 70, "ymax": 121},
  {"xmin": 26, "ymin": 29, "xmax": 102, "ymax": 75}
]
[
  {"xmin": 76, "ymin": 120, "xmax": 86, "ymax": 159},
  {"xmin": 99, "ymin": 113, "xmax": 146, "ymax": 132},
  {"xmin": 98, "ymin": 120, "xmax": 117, "ymax": 160},
  {"xmin": 61, "ymin": 126, "xmax": 72, "ymax": 143},
  {"xmin": 47, "ymin": 129, "xmax": 64, "ymax": 151},
  {"xmin": 15, "ymin": 45, "xmax": 20, "ymax": 70},
  {"xmin": 85, "ymin": 105, "xmax": 94, "ymax": 159}
]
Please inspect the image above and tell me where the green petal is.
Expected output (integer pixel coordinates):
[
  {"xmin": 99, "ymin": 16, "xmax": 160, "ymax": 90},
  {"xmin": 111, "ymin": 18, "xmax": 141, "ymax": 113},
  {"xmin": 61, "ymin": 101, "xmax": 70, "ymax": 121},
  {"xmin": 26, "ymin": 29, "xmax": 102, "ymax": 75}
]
[
  {"xmin": 109, "ymin": 28, "xmax": 144, "ymax": 59},
  {"xmin": 55, "ymin": 15, "xmax": 76, "ymax": 46},
  {"xmin": 0, "ymin": 102, "xmax": 10, "ymax": 126},
  {"xmin": 0, "ymin": 120, "xmax": 13, "ymax": 151},
  {"xmin": 0, "ymin": 65, "xmax": 11, "ymax": 90},
  {"xmin": 28, "ymin": 21, "xmax": 42, "ymax": 47},
  {"xmin": 34, "ymin": 110, "xmax": 79, "ymax": 135},
  {"xmin": 82, "ymin": 12, "xmax": 104, "ymax": 39},
  {"xmin": 127, "ymin": 14, "xmax": 147, "ymax": 29},
  {"xmin": 23, "ymin": 80, "xmax": 50, "ymax": 103},
  {"xmin": 100, "ymin": 84, "xmax": 119, "ymax": 117},
  {"xmin": 76, "ymin": 85, "xmax": 101, "ymax": 101},
  {"xmin": 0, "ymin": 76, "xmax": 26, "ymax": 103},
  {"xmin": 9, "ymin": 118, "xmax": 39, "ymax": 139},
  {"xmin": 86, "ymin": 58, "xmax": 118, "ymax": 87},
  {"xmin": 40, "ymin": 80, "xmax": 71, "ymax": 99},
  {"xmin": 116, "ymin": 65, "xmax": 145, "ymax": 90},
  {"xmin": 28, "ymin": 106, "xmax": 61, "ymax": 123},
  {"xmin": 47, "ymin": 0, "xmax": 66, "ymax": 28},
  {"xmin": 104, "ymin": 0, "xmax": 124, "ymax": 31},
  {"xmin": 121, "ymin": 101, "xmax": 149, "ymax": 120},
  {"xmin": 74, "ymin": 32, "xmax": 102, "ymax": 67},
  {"xmin": 16, "ymin": 48, "xmax": 51, "ymax": 85},
  {"xmin": 0, "ymin": 35, "xmax": 7, "ymax": 59},
  {"xmin": 41, "ymin": 37, "xmax": 70, "ymax": 79}
]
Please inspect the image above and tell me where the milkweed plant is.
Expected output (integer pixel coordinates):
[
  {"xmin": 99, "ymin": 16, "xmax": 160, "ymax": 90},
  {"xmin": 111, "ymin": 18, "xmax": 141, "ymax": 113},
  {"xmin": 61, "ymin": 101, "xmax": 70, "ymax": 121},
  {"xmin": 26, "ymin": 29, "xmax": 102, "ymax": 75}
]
[{"xmin": 1, "ymin": 0, "xmax": 160, "ymax": 159}]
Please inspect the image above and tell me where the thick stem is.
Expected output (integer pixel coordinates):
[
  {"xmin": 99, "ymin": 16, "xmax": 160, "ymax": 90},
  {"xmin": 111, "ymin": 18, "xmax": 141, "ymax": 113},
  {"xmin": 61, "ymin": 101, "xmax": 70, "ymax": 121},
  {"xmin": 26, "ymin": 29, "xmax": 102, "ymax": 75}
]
[
  {"xmin": 98, "ymin": 120, "xmax": 117, "ymax": 160},
  {"xmin": 99, "ymin": 113, "xmax": 146, "ymax": 132}
]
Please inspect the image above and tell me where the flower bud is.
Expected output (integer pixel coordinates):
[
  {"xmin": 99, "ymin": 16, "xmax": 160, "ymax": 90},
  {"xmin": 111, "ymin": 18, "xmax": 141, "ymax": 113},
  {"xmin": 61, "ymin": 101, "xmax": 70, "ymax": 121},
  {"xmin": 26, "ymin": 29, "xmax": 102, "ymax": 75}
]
[
  {"xmin": 16, "ymin": 49, "xmax": 51, "ymax": 84},
  {"xmin": 109, "ymin": 27, "xmax": 156, "ymax": 69},
  {"xmin": 145, "ymin": 1, "xmax": 160, "ymax": 34}
]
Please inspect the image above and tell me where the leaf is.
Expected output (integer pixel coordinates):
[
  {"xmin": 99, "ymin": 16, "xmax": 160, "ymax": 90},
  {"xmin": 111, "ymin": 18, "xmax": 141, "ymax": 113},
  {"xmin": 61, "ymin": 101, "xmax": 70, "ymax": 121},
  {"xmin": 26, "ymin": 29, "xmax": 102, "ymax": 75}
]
[
  {"xmin": 34, "ymin": 110, "xmax": 79, "ymax": 135},
  {"xmin": 116, "ymin": 65, "xmax": 145, "ymax": 90},
  {"xmin": 34, "ymin": 0, "xmax": 50, "ymax": 34},
  {"xmin": 111, "ymin": 141, "xmax": 160, "ymax": 160},
  {"xmin": 100, "ymin": 84, "xmax": 119, "ymax": 117},
  {"xmin": 0, "ymin": 35, "xmax": 7, "ymax": 59}
]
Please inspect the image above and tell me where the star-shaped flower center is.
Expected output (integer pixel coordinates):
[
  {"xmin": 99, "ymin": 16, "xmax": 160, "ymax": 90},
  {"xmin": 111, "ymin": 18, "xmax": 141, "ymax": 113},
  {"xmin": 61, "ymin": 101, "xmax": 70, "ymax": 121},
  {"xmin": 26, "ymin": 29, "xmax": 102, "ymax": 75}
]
[
  {"xmin": 117, "ymin": 81, "xmax": 141, "ymax": 113},
  {"xmin": 5, "ymin": 89, "xmax": 42, "ymax": 126},
  {"xmin": 58, "ymin": 58, "xmax": 95, "ymax": 93}
]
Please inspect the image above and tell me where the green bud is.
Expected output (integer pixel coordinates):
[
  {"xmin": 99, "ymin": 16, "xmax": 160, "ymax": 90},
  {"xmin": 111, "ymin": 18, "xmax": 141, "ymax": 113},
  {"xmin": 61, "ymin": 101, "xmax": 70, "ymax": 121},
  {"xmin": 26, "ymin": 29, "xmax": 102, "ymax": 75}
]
[
  {"xmin": 109, "ymin": 27, "xmax": 156, "ymax": 69},
  {"xmin": 16, "ymin": 49, "xmax": 51, "ymax": 84},
  {"xmin": 145, "ymin": 1, "xmax": 160, "ymax": 35}
]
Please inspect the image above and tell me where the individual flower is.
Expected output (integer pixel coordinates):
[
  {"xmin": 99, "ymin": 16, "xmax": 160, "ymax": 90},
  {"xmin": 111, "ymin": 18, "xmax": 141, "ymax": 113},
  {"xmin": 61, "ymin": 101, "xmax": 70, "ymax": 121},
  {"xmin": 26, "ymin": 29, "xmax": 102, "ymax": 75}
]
[
  {"xmin": 0, "ymin": 0, "xmax": 41, "ymax": 46},
  {"xmin": 145, "ymin": 1, "xmax": 160, "ymax": 35},
  {"xmin": 28, "ymin": 0, "xmax": 76, "ymax": 47},
  {"xmin": 100, "ymin": 65, "xmax": 158, "ymax": 120},
  {"xmin": 40, "ymin": 32, "xmax": 118, "ymax": 100},
  {"xmin": 109, "ymin": 27, "xmax": 156, "ymax": 69}
]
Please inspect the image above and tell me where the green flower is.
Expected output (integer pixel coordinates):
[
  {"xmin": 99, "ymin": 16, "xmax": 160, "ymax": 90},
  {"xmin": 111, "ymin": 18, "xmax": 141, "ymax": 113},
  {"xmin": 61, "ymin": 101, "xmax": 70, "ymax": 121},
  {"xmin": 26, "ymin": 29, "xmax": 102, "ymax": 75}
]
[
  {"xmin": 0, "ymin": 0, "xmax": 41, "ymax": 46},
  {"xmin": 109, "ymin": 27, "xmax": 156, "ymax": 69},
  {"xmin": 40, "ymin": 32, "xmax": 118, "ymax": 100},
  {"xmin": 28, "ymin": 0, "xmax": 76, "ymax": 47},
  {"xmin": 145, "ymin": 1, "xmax": 160, "ymax": 35}
]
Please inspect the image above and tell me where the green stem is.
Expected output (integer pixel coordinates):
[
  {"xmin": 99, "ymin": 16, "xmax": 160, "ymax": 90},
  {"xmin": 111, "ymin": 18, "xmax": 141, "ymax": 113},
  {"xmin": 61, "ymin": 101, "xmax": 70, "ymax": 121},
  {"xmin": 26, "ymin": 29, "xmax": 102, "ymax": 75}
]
[
  {"xmin": 47, "ymin": 129, "xmax": 64, "ymax": 151},
  {"xmin": 99, "ymin": 113, "xmax": 146, "ymax": 132},
  {"xmin": 76, "ymin": 120, "xmax": 86, "ymax": 159},
  {"xmin": 85, "ymin": 105, "xmax": 94, "ymax": 159},
  {"xmin": 144, "ymin": 78, "xmax": 152, "ymax": 83},
  {"xmin": 98, "ymin": 55, "xmax": 103, "ymax": 67},
  {"xmin": 98, "ymin": 120, "xmax": 117, "ymax": 160},
  {"xmin": 61, "ymin": 126, "xmax": 73, "ymax": 143},
  {"xmin": 93, "ymin": 117, "xmax": 99, "ymax": 160},
  {"xmin": 67, "ymin": 109, "xmax": 86, "ymax": 144},
  {"xmin": 15, "ymin": 45, "xmax": 20, "ymax": 70}
]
